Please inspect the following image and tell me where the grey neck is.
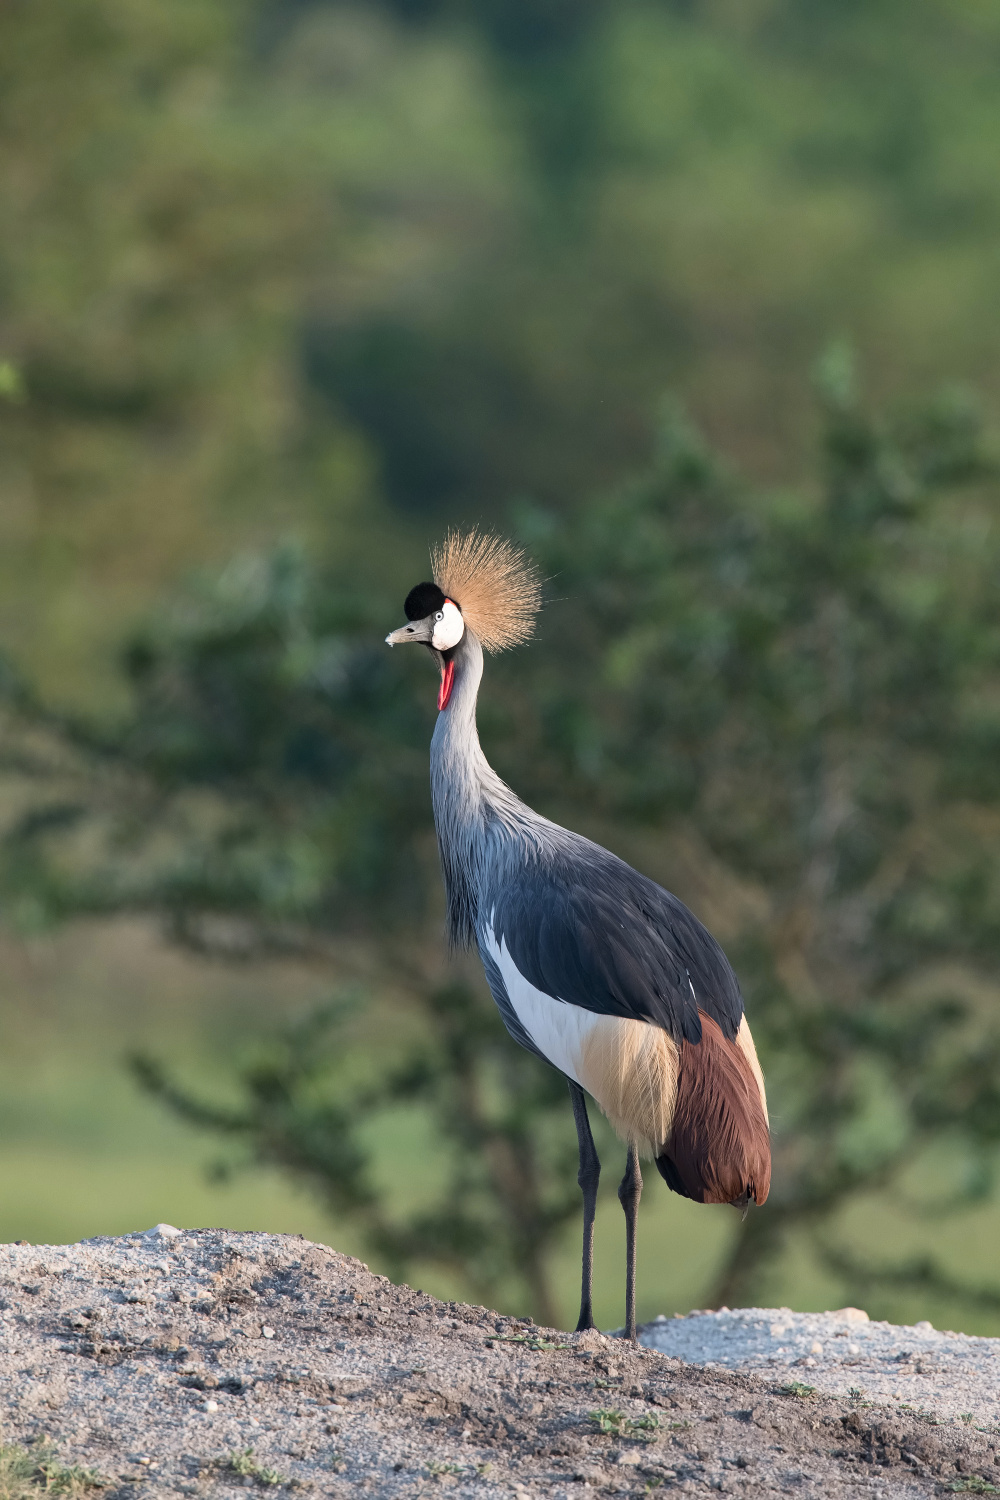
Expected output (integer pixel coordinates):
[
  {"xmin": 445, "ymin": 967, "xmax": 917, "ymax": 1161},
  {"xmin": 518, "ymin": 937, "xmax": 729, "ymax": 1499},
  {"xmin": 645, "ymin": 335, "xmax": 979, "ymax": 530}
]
[{"xmin": 429, "ymin": 629, "xmax": 532, "ymax": 946}]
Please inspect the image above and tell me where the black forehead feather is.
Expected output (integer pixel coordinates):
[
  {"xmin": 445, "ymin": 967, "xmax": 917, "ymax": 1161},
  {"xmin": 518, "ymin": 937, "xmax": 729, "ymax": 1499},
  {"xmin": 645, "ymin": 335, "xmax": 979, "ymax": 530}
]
[{"xmin": 404, "ymin": 581, "xmax": 448, "ymax": 620}]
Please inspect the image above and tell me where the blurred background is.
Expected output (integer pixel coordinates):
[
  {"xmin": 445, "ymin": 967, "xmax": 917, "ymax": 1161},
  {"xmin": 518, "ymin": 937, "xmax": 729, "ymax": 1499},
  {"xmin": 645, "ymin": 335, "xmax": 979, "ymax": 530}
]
[{"xmin": 3, "ymin": 0, "xmax": 1000, "ymax": 1334}]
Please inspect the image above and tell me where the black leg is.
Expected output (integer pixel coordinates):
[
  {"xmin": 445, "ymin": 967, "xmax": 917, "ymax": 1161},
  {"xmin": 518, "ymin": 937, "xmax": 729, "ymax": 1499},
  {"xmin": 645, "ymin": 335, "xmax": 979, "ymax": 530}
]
[
  {"xmin": 569, "ymin": 1081, "xmax": 600, "ymax": 1333},
  {"xmin": 618, "ymin": 1142, "xmax": 642, "ymax": 1344}
]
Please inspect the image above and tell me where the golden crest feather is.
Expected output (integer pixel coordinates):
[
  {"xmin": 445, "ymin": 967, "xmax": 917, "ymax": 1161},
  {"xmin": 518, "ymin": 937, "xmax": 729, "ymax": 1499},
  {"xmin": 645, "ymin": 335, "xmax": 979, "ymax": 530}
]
[{"xmin": 431, "ymin": 530, "xmax": 542, "ymax": 652}]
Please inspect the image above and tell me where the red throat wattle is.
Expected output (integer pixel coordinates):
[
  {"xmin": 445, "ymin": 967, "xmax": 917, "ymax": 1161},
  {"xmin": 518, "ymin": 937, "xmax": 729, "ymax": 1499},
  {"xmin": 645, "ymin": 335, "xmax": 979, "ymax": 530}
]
[{"xmin": 437, "ymin": 658, "xmax": 455, "ymax": 711}]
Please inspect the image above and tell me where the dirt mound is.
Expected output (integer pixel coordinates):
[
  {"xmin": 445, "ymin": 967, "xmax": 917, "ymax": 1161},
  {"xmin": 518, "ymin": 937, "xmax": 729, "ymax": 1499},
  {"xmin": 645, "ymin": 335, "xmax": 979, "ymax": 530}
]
[{"xmin": 1, "ymin": 1227, "xmax": 997, "ymax": 1497}]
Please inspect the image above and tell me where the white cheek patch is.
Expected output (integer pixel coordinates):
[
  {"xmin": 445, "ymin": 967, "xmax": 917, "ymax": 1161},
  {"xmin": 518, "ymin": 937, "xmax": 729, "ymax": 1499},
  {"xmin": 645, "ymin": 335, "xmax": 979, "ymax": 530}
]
[{"xmin": 431, "ymin": 599, "xmax": 465, "ymax": 650}]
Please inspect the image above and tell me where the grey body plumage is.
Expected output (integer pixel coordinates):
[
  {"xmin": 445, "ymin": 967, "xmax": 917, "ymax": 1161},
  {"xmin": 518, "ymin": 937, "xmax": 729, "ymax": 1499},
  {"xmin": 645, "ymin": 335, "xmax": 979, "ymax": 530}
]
[{"xmin": 432, "ymin": 631, "xmax": 743, "ymax": 1049}]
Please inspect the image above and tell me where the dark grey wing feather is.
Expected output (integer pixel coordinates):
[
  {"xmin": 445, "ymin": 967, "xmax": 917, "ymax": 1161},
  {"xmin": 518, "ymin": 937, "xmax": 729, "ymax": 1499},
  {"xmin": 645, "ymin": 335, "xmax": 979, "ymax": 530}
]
[{"xmin": 487, "ymin": 840, "xmax": 744, "ymax": 1044}]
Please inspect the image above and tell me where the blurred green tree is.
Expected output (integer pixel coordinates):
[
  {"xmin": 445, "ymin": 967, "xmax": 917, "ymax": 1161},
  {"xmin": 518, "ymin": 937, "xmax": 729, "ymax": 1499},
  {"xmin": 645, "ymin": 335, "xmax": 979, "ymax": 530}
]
[
  {"xmin": 0, "ymin": 0, "xmax": 516, "ymax": 704},
  {"xmin": 8, "ymin": 0, "xmax": 1000, "ymax": 715},
  {"xmin": 132, "ymin": 985, "xmax": 582, "ymax": 1328}
]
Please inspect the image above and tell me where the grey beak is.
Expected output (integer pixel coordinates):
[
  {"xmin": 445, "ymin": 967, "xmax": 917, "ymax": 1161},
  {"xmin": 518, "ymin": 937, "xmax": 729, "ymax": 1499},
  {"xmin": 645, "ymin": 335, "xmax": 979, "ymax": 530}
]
[{"xmin": 385, "ymin": 616, "xmax": 434, "ymax": 647}]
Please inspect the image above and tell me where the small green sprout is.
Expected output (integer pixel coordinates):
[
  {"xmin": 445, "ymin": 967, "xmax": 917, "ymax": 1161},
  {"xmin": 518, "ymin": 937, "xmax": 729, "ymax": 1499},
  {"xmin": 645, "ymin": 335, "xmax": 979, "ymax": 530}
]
[
  {"xmin": 588, "ymin": 1409, "xmax": 660, "ymax": 1442},
  {"xmin": 898, "ymin": 1404, "xmax": 946, "ymax": 1425},
  {"xmin": 0, "ymin": 1439, "xmax": 106, "ymax": 1500},
  {"xmin": 226, "ymin": 1449, "xmax": 287, "ymax": 1486},
  {"xmin": 425, "ymin": 1459, "xmax": 489, "ymax": 1479},
  {"xmin": 487, "ymin": 1333, "xmax": 569, "ymax": 1352}
]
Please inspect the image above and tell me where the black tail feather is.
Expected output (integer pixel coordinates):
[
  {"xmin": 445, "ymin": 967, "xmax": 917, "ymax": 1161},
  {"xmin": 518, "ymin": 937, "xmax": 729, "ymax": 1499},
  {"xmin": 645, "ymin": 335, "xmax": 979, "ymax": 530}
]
[{"xmin": 654, "ymin": 1153, "xmax": 696, "ymax": 1201}]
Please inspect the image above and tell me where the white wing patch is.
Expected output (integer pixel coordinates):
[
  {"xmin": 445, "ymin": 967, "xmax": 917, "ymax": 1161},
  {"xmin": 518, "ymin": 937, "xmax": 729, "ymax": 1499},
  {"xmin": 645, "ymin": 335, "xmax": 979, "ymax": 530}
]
[
  {"xmin": 483, "ymin": 922, "xmax": 598, "ymax": 1085},
  {"xmin": 483, "ymin": 918, "xmax": 681, "ymax": 1156}
]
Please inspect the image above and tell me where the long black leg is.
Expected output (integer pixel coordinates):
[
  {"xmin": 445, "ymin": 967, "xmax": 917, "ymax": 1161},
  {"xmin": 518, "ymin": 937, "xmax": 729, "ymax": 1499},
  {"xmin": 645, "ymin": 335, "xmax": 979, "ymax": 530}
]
[
  {"xmin": 568, "ymin": 1081, "xmax": 600, "ymax": 1332},
  {"xmin": 618, "ymin": 1142, "xmax": 642, "ymax": 1344}
]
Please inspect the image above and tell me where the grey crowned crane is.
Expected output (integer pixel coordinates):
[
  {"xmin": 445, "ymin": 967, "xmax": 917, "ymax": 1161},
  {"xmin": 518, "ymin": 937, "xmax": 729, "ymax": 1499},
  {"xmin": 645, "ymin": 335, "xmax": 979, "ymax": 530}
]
[{"xmin": 386, "ymin": 531, "xmax": 770, "ymax": 1341}]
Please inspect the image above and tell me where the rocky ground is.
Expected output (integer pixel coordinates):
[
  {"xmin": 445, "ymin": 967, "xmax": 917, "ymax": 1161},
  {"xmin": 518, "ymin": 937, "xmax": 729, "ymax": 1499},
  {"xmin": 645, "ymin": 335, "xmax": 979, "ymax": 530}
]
[
  {"xmin": 640, "ymin": 1306, "xmax": 1000, "ymax": 1426},
  {"xmin": 1, "ymin": 1227, "xmax": 999, "ymax": 1499}
]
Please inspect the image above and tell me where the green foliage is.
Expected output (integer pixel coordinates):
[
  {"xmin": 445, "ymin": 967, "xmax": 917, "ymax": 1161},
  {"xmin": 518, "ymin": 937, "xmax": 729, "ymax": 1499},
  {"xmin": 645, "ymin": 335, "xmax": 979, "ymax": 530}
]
[
  {"xmin": 0, "ymin": 544, "xmax": 433, "ymax": 936},
  {"xmin": 589, "ymin": 1409, "xmax": 659, "ymax": 1440},
  {"xmin": 0, "ymin": 1438, "xmax": 106, "ymax": 1500},
  {"xmin": 488, "ymin": 1333, "xmax": 569, "ymax": 1352},
  {"xmin": 117, "ymin": 544, "xmax": 433, "ymax": 925},
  {"xmin": 0, "ymin": 0, "xmax": 511, "ymax": 705},
  {"xmin": 7, "ymin": 0, "xmax": 1000, "ymax": 711},
  {"xmin": 425, "ymin": 1459, "xmax": 491, "ymax": 1479},
  {"xmin": 131, "ymin": 982, "xmax": 587, "ymax": 1325},
  {"xmin": 225, "ymin": 1450, "xmax": 286, "ymax": 1487},
  {"xmin": 589, "ymin": 1408, "xmax": 626, "ymax": 1435}
]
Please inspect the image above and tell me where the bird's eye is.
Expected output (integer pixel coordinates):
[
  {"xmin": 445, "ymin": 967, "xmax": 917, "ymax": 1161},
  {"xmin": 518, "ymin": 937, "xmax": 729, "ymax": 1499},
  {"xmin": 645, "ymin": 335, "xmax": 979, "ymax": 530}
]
[{"xmin": 435, "ymin": 611, "xmax": 444, "ymax": 621}]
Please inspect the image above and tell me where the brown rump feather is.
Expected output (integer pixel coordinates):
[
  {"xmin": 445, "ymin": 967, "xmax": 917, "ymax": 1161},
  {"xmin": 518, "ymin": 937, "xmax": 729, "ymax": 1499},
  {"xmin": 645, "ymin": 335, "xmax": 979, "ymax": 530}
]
[
  {"xmin": 655, "ymin": 1013, "xmax": 771, "ymax": 1207},
  {"xmin": 431, "ymin": 530, "xmax": 542, "ymax": 652}
]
